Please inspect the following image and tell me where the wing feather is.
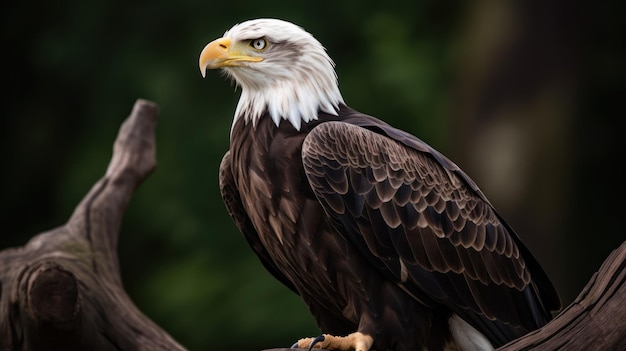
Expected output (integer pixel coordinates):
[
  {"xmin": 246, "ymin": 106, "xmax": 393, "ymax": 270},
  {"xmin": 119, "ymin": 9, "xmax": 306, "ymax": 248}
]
[{"xmin": 302, "ymin": 120, "xmax": 558, "ymax": 345}]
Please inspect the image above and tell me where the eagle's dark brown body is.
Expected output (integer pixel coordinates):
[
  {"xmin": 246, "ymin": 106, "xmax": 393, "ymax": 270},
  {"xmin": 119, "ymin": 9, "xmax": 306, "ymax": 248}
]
[{"xmin": 219, "ymin": 105, "xmax": 560, "ymax": 351}]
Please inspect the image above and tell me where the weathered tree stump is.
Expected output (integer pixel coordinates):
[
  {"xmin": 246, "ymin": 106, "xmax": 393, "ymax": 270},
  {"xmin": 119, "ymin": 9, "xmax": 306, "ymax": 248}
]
[
  {"xmin": 0, "ymin": 99, "xmax": 186, "ymax": 351},
  {"xmin": 0, "ymin": 99, "xmax": 624, "ymax": 351}
]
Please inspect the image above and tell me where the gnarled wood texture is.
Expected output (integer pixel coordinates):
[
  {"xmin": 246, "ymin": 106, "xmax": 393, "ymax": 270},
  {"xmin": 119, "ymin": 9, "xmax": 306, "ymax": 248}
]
[
  {"xmin": 0, "ymin": 99, "xmax": 186, "ymax": 351},
  {"xmin": 496, "ymin": 240, "xmax": 626, "ymax": 351}
]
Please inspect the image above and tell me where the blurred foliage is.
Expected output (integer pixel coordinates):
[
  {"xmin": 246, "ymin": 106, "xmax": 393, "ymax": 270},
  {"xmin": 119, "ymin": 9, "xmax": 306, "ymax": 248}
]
[{"xmin": 1, "ymin": 0, "xmax": 624, "ymax": 350}]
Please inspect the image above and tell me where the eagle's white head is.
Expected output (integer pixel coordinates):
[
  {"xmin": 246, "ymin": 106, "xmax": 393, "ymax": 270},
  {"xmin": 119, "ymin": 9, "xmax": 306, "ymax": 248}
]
[{"xmin": 199, "ymin": 18, "xmax": 344, "ymax": 131}]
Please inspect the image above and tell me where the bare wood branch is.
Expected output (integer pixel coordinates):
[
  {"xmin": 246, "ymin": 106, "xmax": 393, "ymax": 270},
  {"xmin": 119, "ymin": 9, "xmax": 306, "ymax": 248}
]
[
  {"xmin": 0, "ymin": 99, "xmax": 186, "ymax": 351},
  {"xmin": 497, "ymin": 240, "xmax": 626, "ymax": 351}
]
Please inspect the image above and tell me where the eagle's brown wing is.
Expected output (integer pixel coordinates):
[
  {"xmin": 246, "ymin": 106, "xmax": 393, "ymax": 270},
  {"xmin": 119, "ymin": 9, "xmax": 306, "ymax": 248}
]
[
  {"xmin": 301, "ymin": 120, "xmax": 559, "ymax": 345},
  {"xmin": 219, "ymin": 151, "xmax": 298, "ymax": 293}
]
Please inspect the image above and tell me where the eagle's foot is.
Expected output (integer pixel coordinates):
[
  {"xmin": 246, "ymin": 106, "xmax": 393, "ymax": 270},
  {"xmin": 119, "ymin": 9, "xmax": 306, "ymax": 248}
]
[{"xmin": 293, "ymin": 332, "xmax": 373, "ymax": 351}]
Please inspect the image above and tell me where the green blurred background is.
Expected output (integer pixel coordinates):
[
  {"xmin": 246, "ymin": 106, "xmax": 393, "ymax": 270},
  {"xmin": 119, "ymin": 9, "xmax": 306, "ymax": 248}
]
[{"xmin": 2, "ymin": 0, "xmax": 624, "ymax": 350}]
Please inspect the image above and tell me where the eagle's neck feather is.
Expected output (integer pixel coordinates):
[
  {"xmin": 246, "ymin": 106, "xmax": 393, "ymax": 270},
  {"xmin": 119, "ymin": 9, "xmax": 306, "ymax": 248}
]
[{"xmin": 232, "ymin": 76, "xmax": 343, "ymax": 131}]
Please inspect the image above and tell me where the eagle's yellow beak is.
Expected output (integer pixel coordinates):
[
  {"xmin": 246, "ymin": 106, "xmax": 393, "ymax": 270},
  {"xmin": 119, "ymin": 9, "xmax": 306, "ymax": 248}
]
[{"xmin": 199, "ymin": 37, "xmax": 264, "ymax": 78}]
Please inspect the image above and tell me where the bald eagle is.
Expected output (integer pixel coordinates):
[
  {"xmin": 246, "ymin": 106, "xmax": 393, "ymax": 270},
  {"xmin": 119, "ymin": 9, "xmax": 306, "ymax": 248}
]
[{"xmin": 199, "ymin": 18, "xmax": 560, "ymax": 351}]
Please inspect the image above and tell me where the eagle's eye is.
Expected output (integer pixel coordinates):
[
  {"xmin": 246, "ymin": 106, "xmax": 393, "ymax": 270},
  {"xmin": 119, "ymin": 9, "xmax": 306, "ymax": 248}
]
[{"xmin": 250, "ymin": 38, "xmax": 268, "ymax": 51}]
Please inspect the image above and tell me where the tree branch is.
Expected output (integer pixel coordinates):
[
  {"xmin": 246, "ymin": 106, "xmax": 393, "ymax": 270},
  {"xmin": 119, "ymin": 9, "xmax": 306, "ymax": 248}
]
[
  {"xmin": 0, "ymin": 99, "xmax": 186, "ymax": 351},
  {"xmin": 497, "ymin": 240, "xmax": 626, "ymax": 351}
]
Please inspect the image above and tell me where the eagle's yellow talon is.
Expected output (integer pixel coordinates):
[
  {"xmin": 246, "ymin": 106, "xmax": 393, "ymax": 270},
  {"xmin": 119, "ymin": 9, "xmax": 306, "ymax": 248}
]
[{"xmin": 296, "ymin": 332, "xmax": 373, "ymax": 351}]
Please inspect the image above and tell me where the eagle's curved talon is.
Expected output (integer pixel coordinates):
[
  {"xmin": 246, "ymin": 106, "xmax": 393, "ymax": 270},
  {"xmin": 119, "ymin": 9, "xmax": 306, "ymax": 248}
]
[
  {"xmin": 295, "ymin": 332, "xmax": 372, "ymax": 351},
  {"xmin": 307, "ymin": 335, "xmax": 325, "ymax": 351},
  {"xmin": 293, "ymin": 335, "xmax": 325, "ymax": 350}
]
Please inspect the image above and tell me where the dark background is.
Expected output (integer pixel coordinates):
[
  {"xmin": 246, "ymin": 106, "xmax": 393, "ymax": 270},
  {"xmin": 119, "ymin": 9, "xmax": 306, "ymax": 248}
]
[{"xmin": 2, "ymin": 1, "xmax": 624, "ymax": 349}]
